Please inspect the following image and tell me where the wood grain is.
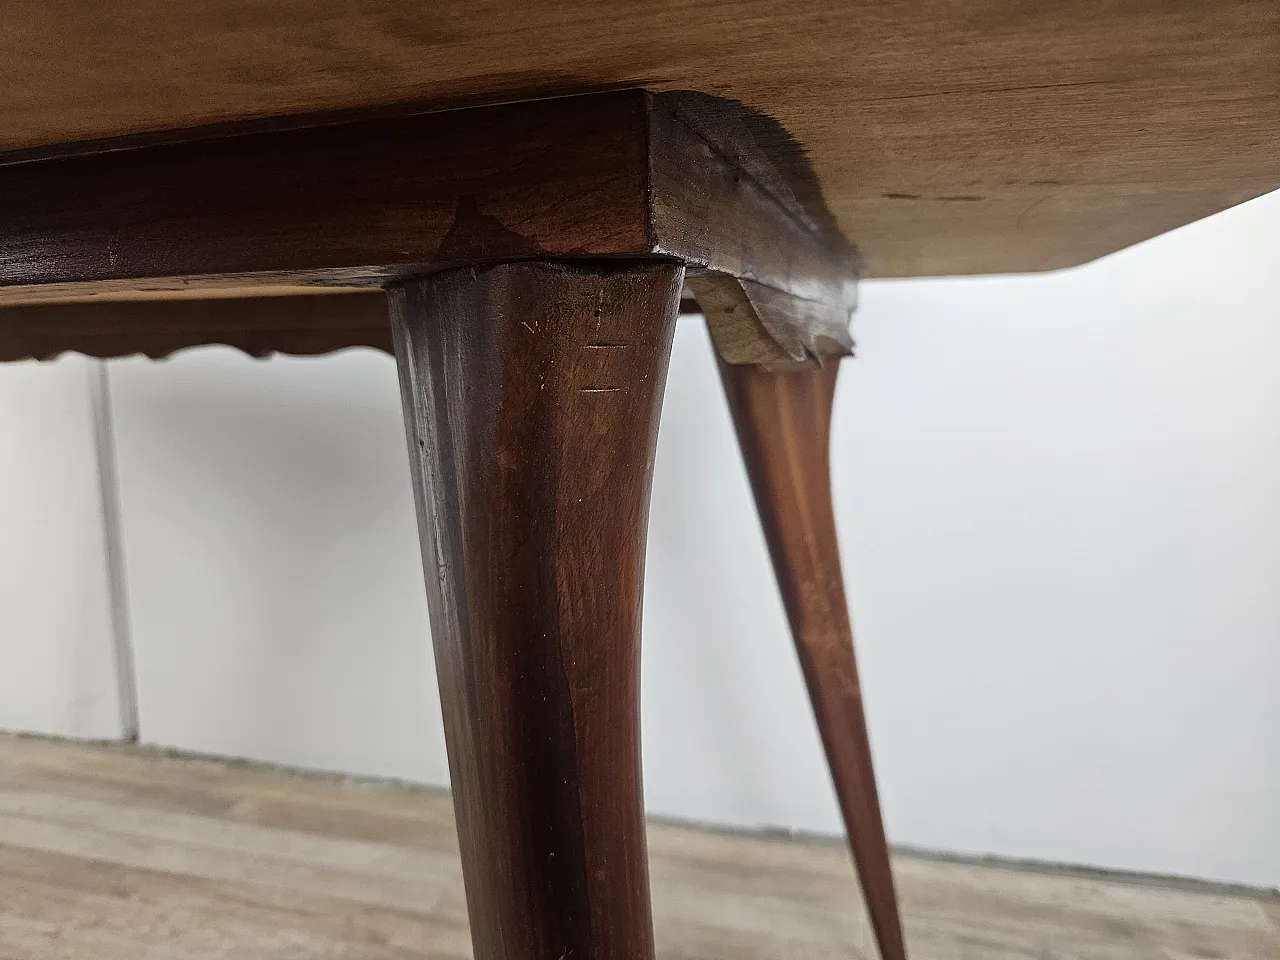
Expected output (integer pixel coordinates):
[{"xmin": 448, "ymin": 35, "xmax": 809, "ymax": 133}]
[
  {"xmin": 1, "ymin": 0, "xmax": 1276, "ymax": 277},
  {"xmin": 0, "ymin": 93, "xmax": 654, "ymax": 292},
  {"xmin": 0, "ymin": 90, "xmax": 854, "ymax": 366},
  {"xmin": 1, "ymin": 734, "xmax": 1278, "ymax": 960},
  {"xmin": 0, "ymin": 292, "xmax": 707, "ymax": 362},
  {"xmin": 688, "ymin": 274, "xmax": 853, "ymax": 365},
  {"xmin": 0, "ymin": 292, "xmax": 393, "ymax": 361},
  {"xmin": 389, "ymin": 260, "xmax": 685, "ymax": 960},
  {"xmin": 718, "ymin": 358, "xmax": 906, "ymax": 960},
  {"xmin": 649, "ymin": 92, "xmax": 857, "ymax": 315}
]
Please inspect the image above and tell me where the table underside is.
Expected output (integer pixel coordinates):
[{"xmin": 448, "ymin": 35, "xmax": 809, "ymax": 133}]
[
  {"xmin": 3, "ymin": 0, "xmax": 1277, "ymax": 281},
  {"xmin": 0, "ymin": 90, "xmax": 859, "ymax": 365}
]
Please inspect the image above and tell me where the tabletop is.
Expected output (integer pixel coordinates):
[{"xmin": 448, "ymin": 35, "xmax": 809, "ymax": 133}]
[{"xmin": 4, "ymin": 1, "xmax": 1277, "ymax": 282}]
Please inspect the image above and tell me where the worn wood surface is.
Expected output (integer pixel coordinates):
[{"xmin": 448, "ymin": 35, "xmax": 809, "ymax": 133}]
[
  {"xmin": 689, "ymin": 274, "xmax": 853, "ymax": 366},
  {"xmin": 0, "ymin": 292, "xmax": 394, "ymax": 361},
  {"xmin": 0, "ymin": 293, "xmax": 710, "ymax": 363},
  {"xmin": 0, "ymin": 90, "xmax": 855, "ymax": 367},
  {"xmin": 0, "ymin": 734, "xmax": 1276, "ymax": 960},
  {"xmin": 0, "ymin": 93, "xmax": 654, "ymax": 297},
  {"xmin": 2, "ymin": 1, "xmax": 1277, "ymax": 278},
  {"xmin": 390, "ymin": 260, "xmax": 684, "ymax": 960},
  {"xmin": 718, "ymin": 357, "xmax": 906, "ymax": 960},
  {"xmin": 650, "ymin": 93, "xmax": 855, "ymax": 317}
]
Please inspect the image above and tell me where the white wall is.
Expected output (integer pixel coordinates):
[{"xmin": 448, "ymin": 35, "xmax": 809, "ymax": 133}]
[
  {"xmin": 0, "ymin": 358, "xmax": 121, "ymax": 739},
  {"xmin": 106, "ymin": 350, "xmax": 446, "ymax": 784},
  {"xmin": 4, "ymin": 190, "xmax": 1277, "ymax": 888},
  {"xmin": 840, "ymin": 199, "xmax": 1280, "ymax": 888}
]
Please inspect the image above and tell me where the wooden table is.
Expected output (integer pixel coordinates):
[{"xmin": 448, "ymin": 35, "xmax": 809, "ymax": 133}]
[{"xmin": 2, "ymin": 4, "xmax": 1276, "ymax": 959}]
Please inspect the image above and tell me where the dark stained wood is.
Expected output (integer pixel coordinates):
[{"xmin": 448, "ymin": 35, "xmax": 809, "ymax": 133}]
[
  {"xmin": 0, "ymin": 90, "xmax": 854, "ymax": 303},
  {"xmin": 650, "ymin": 92, "xmax": 857, "ymax": 313},
  {"xmin": 0, "ymin": 93, "xmax": 654, "ymax": 292},
  {"xmin": 0, "ymin": 90, "xmax": 853, "ymax": 364},
  {"xmin": 0, "ymin": 289, "xmax": 724, "ymax": 363},
  {"xmin": 0, "ymin": 292, "xmax": 392, "ymax": 361},
  {"xmin": 390, "ymin": 259, "xmax": 684, "ymax": 960},
  {"xmin": 718, "ymin": 356, "xmax": 908, "ymax": 960},
  {"xmin": 1, "ymin": 1, "xmax": 1276, "ymax": 278}
]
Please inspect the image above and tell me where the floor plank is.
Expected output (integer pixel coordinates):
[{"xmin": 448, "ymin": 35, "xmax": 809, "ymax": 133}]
[{"xmin": 0, "ymin": 735, "xmax": 1275, "ymax": 959}]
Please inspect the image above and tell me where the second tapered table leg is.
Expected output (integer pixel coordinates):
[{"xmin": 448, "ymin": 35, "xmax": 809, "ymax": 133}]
[{"xmin": 719, "ymin": 357, "xmax": 908, "ymax": 960}]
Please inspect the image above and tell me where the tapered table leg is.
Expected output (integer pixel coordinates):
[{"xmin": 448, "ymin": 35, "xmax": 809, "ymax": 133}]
[
  {"xmin": 391, "ymin": 259, "xmax": 684, "ymax": 960},
  {"xmin": 719, "ymin": 357, "xmax": 908, "ymax": 960}
]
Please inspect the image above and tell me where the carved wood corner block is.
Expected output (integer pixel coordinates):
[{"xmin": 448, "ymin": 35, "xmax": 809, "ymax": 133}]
[{"xmin": 0, "ymin": 90, "xmax": 857, "ymax": 364}]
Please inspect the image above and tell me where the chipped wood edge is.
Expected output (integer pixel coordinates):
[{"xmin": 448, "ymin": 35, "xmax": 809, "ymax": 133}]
[
  {"xmin": 0, "ymin": 91, "xmax": 860, "ymax": 367},
  {"xmin": 687, "ymin": 273, "xmax": 855, "ymax": 366}
]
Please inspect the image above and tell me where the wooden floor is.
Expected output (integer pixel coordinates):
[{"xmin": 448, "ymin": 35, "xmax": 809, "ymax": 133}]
[{"xmin": 0, "ymin": 735, "xmax": 1275, "ymax": 960}]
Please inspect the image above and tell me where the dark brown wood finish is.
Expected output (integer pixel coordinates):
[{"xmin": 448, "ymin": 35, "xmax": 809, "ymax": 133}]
[
  {"xmin": 0, "ymin": 91, "xmax": 854, "ymax": 367},
  {"xmin": 0, "ymin": 291, "xmax": 709, "ymax": 363},
  {"xmin": 390, "ymin": 259, "xmax": 684, "ymax": 960},
  {"xmin": 0, "ymin": 87, "xmax": 873, "ymax": 956},
  {"xmin": 0, "ymin": 292, "xmax": 393, "ymax": 361},
  {"xmin": 718, "ymin": 357, "xmax": 907, "ymax": 960},
  {"xmin": 0, "ymin": 93, "xmax": 654, "ymax": 292},
  {"xmin": 651, "ymin": 92, "xmax": 857, "ymax": 317}
]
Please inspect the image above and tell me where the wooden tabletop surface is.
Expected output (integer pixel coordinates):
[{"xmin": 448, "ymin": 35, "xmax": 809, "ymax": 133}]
[{"xmin": 4, "ymin": 1, "xmax": 1278, "ymax": 279}]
